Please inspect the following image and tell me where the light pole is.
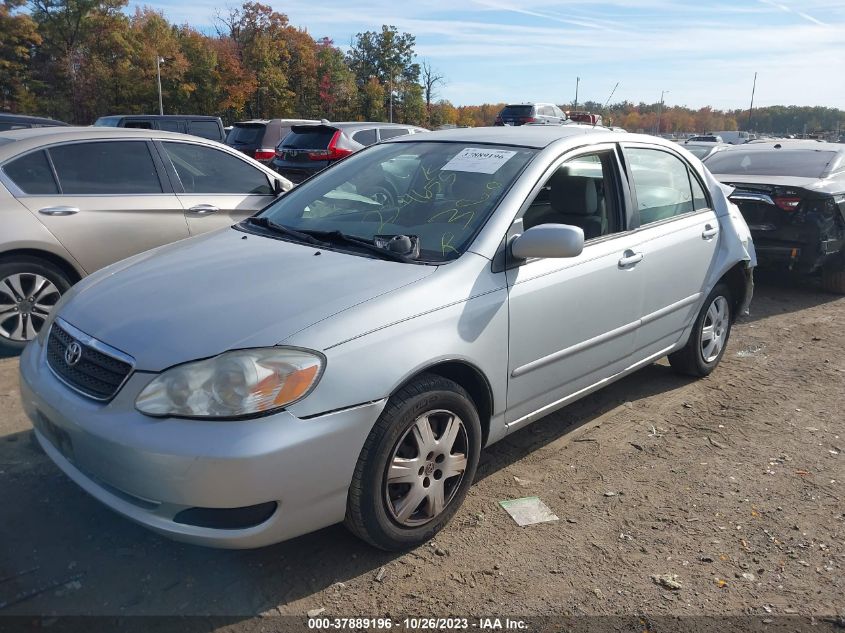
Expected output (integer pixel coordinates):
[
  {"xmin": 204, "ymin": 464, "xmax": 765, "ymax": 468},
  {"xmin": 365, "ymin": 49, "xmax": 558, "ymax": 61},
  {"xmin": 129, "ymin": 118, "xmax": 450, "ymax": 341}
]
[
  {"xmin": 156, "ymin": 55, "xmax": 165, "ymax": 116},
  {"xmin": 655, "ymin": 89, "xmax": 669, "ymax": 135}
]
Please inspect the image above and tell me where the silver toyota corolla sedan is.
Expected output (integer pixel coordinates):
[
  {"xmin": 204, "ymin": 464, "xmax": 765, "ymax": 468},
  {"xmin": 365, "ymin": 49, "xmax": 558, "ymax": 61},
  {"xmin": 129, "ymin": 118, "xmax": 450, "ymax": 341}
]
[{"xmin": 19, "ymin": 126, "xmax": 756, "ymax": 550}]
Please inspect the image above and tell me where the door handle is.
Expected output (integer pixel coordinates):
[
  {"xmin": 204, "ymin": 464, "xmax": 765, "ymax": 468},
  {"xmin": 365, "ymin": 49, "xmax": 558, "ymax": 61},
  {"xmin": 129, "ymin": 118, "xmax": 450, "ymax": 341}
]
[
  {"xmin": 38, "ymin": 206, "xmax": 79, "ymax": 216},
  {"xmin": 618, "ymin": 250, "xmax": 644, "ymax": 268},
  {"xmin": 187, "ymin": 204, "xmax": 219, "ymax": 215},
  {"xmin": 702, "ymin": 224, "xmax": 719, "ymax": 239}
]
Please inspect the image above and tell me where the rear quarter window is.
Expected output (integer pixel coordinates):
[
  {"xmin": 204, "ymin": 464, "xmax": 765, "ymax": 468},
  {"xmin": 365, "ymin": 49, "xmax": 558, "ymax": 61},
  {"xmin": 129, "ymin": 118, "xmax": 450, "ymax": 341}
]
[{"xmin": 2, "ymin": 150, "xmax": 59, "ymax": 194}]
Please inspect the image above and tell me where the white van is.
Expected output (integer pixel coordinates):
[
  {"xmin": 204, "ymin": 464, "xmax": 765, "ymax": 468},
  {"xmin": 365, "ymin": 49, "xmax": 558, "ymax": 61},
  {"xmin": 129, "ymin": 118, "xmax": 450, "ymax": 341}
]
[{"xmin": 714, "ymin": 130, "xmax": 751, "ymax": 145}]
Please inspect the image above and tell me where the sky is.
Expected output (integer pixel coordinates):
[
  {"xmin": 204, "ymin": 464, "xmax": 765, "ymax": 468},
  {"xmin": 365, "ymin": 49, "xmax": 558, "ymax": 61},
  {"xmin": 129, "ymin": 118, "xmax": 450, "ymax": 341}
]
[{"xmin": 137, "ymin": 0, "xmax": 845, "ymax": 109}]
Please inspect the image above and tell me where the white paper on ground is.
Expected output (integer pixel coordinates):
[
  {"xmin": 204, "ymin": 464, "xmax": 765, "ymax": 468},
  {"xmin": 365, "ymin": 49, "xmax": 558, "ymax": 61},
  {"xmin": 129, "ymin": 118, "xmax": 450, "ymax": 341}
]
[
  {"xmin": 499, "ymin": 496, "xmax": 559, "ymax": 526},
  {"xmin": 441, "ymin": 147, "xmax": 517, "ymax": 174}
]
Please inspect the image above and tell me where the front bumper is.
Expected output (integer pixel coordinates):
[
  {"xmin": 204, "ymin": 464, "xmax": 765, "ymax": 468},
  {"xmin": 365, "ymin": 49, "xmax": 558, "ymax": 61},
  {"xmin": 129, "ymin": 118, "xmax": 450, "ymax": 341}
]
[{"xmin": 19, "ymin": 338, "xmax": 385, "ymax": 549}]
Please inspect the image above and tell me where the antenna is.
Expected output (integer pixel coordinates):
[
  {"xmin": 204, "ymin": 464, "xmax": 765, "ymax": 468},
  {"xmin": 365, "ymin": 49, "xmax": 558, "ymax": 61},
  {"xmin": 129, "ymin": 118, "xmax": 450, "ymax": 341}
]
[
  {"xmin": 602, "ymin": 82, "xmax": 619, "ymax": 112},
  {"xmin": 747, "ymin": 72, "xmax": 757, "ymax": 131}
]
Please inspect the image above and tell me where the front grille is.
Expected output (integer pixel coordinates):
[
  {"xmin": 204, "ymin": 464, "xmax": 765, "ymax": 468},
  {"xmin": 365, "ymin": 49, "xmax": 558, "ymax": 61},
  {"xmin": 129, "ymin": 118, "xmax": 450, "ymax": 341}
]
[{"xmin": 46, "ymin": 321, "xmax": 133, "ymax": 401}]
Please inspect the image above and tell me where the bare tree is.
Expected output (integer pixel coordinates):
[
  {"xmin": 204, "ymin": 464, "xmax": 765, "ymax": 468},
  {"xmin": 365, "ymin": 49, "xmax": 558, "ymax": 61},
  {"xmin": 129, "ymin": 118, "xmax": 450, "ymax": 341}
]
[{"xmin": 421, "ymin": 60, "xmax": 445, "ymax": 122}]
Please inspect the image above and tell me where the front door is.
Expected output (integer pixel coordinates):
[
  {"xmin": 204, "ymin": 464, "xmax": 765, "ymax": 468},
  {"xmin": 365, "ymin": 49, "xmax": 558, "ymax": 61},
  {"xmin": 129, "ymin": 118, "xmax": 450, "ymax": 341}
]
[
  {"xmin": 157, "ymin": 141, "xmax": 278, "ymax": 236},
  {"xmin": 505, "ymin": 146, "xmax": 643, "ymax": 428}
]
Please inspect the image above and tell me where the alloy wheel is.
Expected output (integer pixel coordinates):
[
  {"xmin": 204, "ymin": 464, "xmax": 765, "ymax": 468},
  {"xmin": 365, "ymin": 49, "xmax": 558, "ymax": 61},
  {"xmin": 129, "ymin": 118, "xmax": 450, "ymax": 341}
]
[
  {"xmin": 385, "ymin": 409, "xmax": 469, "ymax": 527},
  {"xmin": 700, "ymin": 295, "xmax": 729, "ymax": 363},
  {"xmin": 0, "ymin": 273, "xmax": 61, "ymax": 342}
]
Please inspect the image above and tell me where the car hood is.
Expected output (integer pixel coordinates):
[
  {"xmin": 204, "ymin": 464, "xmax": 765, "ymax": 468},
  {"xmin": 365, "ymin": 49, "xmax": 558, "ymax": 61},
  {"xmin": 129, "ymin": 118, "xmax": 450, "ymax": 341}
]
[{"xmin": 58, "ymin": 228, "xmax": 437, "ymax": 371}]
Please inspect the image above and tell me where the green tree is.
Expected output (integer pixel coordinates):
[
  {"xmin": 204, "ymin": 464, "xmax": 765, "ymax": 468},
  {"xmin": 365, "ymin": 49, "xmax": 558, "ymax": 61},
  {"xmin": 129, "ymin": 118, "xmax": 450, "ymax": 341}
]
[{"xmin": 348, "ymin": 25, "xmax": 419, "ymax": 121}]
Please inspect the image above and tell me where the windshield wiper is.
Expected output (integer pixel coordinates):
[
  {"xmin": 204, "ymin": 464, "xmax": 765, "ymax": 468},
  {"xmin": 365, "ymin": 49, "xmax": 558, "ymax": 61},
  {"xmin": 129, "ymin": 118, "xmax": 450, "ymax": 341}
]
[
  {"xmin": 245, "ymin": 216, "xmax": 328, "ymax": 247},
  {"xmin": 297, "ymin": 229, "xmax": 415, "ymax": 263}
]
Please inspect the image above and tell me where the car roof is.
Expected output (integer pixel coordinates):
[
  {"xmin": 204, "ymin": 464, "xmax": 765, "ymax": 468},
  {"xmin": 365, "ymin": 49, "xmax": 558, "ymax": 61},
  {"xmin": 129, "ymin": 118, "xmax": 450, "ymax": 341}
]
[
  {"xmin": 97, "ymin": 114, "xmax": 221, "ymax": 120},
  {"xmin": 387, "ymin": 124, "xmax": 623, "ymax": 149},
  {"xmin": 0, "ymin": 113, "xmax": 68, "ymax": 126},
  {"xmin": 0, "ymin": 126, "xmax": 229, "ymax": 160}
]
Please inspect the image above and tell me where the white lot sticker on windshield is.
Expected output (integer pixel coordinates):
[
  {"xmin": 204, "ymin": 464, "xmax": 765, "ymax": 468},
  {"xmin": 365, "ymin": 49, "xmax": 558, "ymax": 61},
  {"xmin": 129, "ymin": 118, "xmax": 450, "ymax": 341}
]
[{"xmin": 441, "ymin": 147, "xmax": 517, "ymax": 174}]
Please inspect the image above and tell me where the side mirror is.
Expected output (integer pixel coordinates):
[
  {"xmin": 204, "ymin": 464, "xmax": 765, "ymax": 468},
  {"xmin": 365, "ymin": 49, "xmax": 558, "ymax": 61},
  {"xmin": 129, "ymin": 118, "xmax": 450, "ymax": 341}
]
[
  {"xmin": 273, "ymin": 179, "xmax": 286, "ymax": 196},
  {"xmin": 511, "ymin": 224, "xmax": 584, "ymax": 260}
]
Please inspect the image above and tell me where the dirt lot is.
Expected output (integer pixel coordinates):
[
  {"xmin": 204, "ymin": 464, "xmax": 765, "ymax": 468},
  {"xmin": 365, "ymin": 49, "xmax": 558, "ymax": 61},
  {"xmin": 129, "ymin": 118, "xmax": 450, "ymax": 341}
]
[{"xmin": 0, "ymin": 273, "xmax": 843, "ymax": 624}]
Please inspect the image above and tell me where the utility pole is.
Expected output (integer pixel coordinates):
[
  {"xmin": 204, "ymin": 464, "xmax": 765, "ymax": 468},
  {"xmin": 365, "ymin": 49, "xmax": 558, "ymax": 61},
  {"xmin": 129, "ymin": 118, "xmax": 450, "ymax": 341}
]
[
  {"xmin": 747, "ymin": 71, "xmax": 757, "ymax": 132},
  {"xmin": 156, "ymin": 56, "xmax": 164, "ymax": 116},
  {"xmin": 655, "ymin": 89, "xmax": 669, "ymax": 135},
  {"xmin": 389, "ymin": 74, "xmax": 393, "ymax": 123},
  {"xmin": 573, "ymin": 76, "xmax": 580, "ymax": 111}
]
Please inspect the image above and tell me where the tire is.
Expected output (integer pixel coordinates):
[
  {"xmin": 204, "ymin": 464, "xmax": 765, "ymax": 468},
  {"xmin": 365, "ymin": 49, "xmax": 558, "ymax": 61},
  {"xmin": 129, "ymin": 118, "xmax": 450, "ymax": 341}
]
[
  {"xmin": 0, "ymin": 257, "xmax": 71, "ymax": 356},
  {"xmin": 345, "ymin": 373, "xmax": 482, "ymax": 551},
  {"xmin": 668, "ymin": 283, "xmax": 733, "ymax": 378},
  {"xmin": 821, "ymin": 264, "xmax": 845, "ymax": 295}
]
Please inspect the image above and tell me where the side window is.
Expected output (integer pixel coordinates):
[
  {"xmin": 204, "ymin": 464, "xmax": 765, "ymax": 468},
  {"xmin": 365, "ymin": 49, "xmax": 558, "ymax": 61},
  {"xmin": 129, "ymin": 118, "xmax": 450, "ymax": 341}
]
[
  {"xmin": 352, "ymin": 129, "xmax": 377, "ymax": 145},
  {"xmin": 188, "ymin": 120, "xmax": 222, "ymax": 140},
  {"xmin": 0, "ymin": 123, "xmax": 29, "ymax": 131},
  {"xmin": 2, "ymin": 150, "xmax": 59, "ymax": 194},
  {"xmin": 625, "ymin": 148, "xmax": 694, "ymax": 225},
  {"xmin": 379, "ymin": 128, "xmax": 409, "ymax": 140},
  {"xmin": 123, "ymin": 120, "xmax": 153, "ymax": 129},
  {"xmin": 162, "ymin": 142, "xmax": 272, "ymax": 195},
  {"xmin": 49, "ymin": 142, "xmax": 163, "ymax": 194},
  {"xmin": 689, "ymin": 171, "xmax": 709, "ymax": 210},
  {"xmin": 522, "ymin": 152, "xmax": 620, "ymax": 240},
  {"xmin": 158, "ymin": 120, "xmax": 182, "ymax": 133},
  {"xmin": 540, "ymin": 105, "xmax": 554, "ymax": 117}
]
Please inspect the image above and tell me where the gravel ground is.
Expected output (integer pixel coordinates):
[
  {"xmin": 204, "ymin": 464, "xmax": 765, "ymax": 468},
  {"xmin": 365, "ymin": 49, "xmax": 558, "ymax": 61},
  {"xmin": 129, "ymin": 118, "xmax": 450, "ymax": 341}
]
[{"xmin": 0, "ymin": 273, "xmax": 843, "ymax": 625}]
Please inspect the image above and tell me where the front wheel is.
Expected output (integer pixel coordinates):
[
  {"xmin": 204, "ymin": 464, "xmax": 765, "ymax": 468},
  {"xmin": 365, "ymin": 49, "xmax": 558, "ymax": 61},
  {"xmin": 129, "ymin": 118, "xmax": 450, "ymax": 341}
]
[
  {"xmin": 0, "ymin": 258, "xmax": 71, "ymax": 355},
  {"xmin": 669, "ymin": 283, "xmax": 733, "ymax": 377},
  {"xmin": 345, "ymin": 374, "xmax": 482, "ymax": 550}
]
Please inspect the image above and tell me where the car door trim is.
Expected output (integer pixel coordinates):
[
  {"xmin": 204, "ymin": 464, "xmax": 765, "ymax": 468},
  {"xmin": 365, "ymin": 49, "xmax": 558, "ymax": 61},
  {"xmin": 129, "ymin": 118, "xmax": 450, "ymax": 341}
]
[
  {"xmin": 507, "ymin": 342, "xmax": 678, "ymax": 433},
  {"xmin": 510, "ymin": 292, "xmax": 700, "ymax": 378}
]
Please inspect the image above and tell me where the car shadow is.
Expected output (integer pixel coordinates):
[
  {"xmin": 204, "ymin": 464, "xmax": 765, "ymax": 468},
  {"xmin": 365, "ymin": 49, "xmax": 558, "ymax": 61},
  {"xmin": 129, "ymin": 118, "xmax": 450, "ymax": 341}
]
[
  {"xmin": 743, "ymin": 269, "xmax": 842, "ymax": 323},
  {"xmin": 0, "ymin": 278, "xmax": 839, "ymax": 617}
]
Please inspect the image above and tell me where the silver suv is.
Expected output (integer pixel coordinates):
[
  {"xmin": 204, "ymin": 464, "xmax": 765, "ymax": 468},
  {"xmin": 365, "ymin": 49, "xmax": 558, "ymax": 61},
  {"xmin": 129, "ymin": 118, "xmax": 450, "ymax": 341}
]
[
  {"xmin": 0, "ymin": 127, "xmax": 291, "ymax": 353},
  {"xmin": 20, "ymin": 126, "xmax": 755, "ymax": 550},
  {"xmin": 495, "ymin": 103, "xmax": 567, "ymax": 126}
]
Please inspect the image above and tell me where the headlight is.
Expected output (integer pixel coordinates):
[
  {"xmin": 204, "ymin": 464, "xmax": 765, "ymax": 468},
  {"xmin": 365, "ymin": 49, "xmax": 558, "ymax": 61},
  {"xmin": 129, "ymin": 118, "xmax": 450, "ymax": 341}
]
[{"xmin": 135, "ymin": 348, "xmax": 324, "ymax": 419}]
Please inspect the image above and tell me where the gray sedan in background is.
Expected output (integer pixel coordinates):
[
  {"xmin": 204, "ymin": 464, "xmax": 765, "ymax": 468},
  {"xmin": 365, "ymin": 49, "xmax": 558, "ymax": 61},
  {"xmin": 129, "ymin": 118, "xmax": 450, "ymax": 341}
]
[
  {"xmin": 0, "ymin": 127, "xmax": 291, "ymax": 353},
  {"xmin": 19, "ymin": 126, "xmax": 755, "ymax": 550}
]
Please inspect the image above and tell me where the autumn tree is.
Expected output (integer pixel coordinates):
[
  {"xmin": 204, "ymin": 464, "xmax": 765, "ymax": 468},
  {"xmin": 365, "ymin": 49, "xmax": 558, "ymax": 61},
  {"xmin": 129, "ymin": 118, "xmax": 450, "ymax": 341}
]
[{"xmin": 0, "ymin": 0, "xmax": 42, "ymax": 112}]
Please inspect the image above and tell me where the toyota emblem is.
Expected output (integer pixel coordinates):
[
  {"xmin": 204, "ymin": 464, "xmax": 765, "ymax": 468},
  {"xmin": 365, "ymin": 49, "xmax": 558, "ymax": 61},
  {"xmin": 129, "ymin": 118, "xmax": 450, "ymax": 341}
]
[{"xmin": 64, "ymin": 341, "xmax": 83, "ymax": 367}]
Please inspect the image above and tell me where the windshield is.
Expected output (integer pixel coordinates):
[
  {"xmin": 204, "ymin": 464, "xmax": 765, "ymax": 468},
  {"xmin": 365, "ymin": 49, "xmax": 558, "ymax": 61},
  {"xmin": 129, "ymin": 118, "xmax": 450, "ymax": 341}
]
[
  {"xmin": 705, "ymin": 150, "xmax": 837, "ymax": 178},
  {"xmin": 93, "ymin": 116, "xmax": 121, "ymax": 127},
  {"xmin": 501, "ymin": 106, "xmax": 533, "ymax": 117},
  {"xmin": 255, "ymin": 141, "xmax": 537, "ymax": 262},
  {"xmin": 281, "ymin": 128, "xmax": 337, "ymax": 149}
]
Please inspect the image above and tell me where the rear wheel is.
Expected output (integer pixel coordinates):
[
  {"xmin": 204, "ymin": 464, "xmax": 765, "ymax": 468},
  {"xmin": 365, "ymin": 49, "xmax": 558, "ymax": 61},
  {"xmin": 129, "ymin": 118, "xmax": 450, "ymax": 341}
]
[
  {"xmin": 669, "ymin": 283, "xmax": 733, "ymax": 377},
  {"xmin": 821, "ymin": 259, "xmax": 845, "ymax": 294},
  {"xmin": 345, "ymin": 374, "xmax": 481, "ymax": 550},
  {"xmin": 0, "ymin": 258, "xmax": 71, "ymax": 355}
]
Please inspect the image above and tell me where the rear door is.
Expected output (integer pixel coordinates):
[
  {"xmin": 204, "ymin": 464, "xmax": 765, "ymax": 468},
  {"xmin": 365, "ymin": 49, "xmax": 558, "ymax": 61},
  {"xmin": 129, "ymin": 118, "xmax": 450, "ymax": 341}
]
[
  {"xmin": 10, "ymin": 140, "xmax": 189, "ymax": 273},
  {"xmin": 620, "ymin": 143, "xmax": 720, "ymax": 361},
  {"xmin": 157, "ymin": 140, "xmax": 277, "ymax": 235}
]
